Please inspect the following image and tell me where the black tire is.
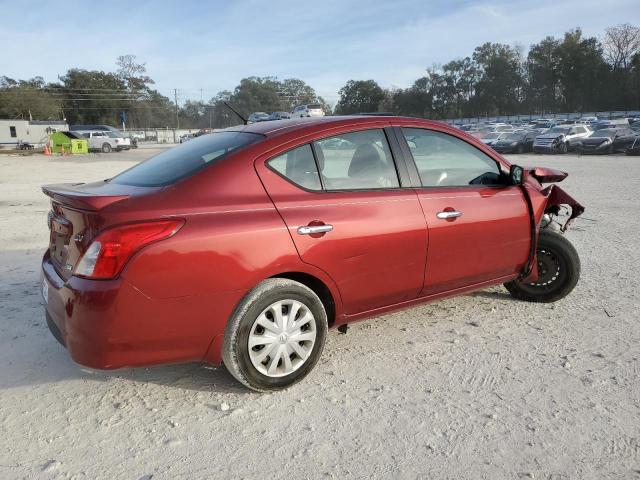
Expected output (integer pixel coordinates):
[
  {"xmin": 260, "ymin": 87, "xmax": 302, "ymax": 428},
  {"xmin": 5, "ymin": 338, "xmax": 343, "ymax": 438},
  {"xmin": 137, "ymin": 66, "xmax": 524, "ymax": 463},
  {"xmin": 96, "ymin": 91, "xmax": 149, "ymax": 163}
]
[
  {"xmin": 222, "ymin": 278, "xmax": 327, "ymax": 392},
  {"xmin": 504, "ymin": 230, "xmax": 580, "ymax": 303},
  {"xmin": 557, "ymin": 142, "xmax": 568, "ymax": 154},
  {"xmin": 517, "ymin": 144, "xmax": 524, "ymax": 154},
  {"xmin": 101, "ymin": 143, "xmax": 112, "ymax": 153}
]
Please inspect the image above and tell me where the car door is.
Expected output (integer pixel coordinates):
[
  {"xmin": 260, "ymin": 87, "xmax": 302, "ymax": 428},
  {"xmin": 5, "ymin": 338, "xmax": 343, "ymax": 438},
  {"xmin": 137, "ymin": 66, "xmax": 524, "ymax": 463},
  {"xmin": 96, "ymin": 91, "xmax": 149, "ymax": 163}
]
[
  {"xmin": 256, "ymin": 127, "xmax": 428, "ymax": 315},
  {"xmin": 395, "ymin": 126, "xmax": 531, "ymax": 296}
]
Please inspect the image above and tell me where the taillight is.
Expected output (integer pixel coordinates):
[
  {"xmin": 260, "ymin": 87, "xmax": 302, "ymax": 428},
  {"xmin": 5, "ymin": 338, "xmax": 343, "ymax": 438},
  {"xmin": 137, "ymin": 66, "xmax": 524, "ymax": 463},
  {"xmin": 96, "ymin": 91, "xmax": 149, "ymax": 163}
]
[{"xmin": 74, "ymin": 219, "xmax": 184, "ymax": 279}]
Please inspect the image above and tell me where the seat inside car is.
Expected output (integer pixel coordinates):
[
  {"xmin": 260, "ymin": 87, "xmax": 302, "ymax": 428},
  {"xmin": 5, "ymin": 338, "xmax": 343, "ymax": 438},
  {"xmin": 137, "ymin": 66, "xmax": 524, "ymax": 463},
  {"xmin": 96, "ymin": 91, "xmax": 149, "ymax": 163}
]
[{"xmin": 347, "ymin": 143, "xmax": 396, "ymax": 188}]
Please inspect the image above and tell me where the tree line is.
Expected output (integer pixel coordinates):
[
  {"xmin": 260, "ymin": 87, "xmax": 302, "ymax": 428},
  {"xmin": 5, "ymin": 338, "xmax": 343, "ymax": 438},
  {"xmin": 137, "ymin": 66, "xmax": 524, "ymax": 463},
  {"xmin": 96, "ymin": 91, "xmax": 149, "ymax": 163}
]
[
  {"xmin": 336, "ymin": 24, "xmax": 640, "ymax": 118},
  {"xmin": 1, "ymin": 24, "xmax": 638, "ymax": 128}
]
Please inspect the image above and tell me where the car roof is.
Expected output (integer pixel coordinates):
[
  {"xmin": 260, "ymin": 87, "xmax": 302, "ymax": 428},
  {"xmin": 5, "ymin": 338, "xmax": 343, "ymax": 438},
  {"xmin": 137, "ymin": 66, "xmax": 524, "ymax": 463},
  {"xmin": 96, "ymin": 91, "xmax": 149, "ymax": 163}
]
[{"xmin": 225, "ymin": 115, "xmax": 447, "ymax": 139}]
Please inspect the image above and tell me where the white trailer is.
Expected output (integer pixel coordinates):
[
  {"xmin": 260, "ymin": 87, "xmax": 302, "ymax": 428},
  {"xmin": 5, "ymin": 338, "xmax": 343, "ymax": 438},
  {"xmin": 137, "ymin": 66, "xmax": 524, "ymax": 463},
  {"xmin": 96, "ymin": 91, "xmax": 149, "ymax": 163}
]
[{"xmin": 0, "ymin": 119, "xmax": 68, "ymax": 149}]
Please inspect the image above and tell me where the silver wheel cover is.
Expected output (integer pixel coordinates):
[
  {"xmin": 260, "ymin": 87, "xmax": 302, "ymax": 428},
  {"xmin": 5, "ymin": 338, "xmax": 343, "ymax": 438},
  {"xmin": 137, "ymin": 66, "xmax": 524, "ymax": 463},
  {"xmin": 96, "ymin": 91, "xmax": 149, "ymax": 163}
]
[{"xmin": 248, "ymin": 299, "xmax": 317, "ymax": 378}]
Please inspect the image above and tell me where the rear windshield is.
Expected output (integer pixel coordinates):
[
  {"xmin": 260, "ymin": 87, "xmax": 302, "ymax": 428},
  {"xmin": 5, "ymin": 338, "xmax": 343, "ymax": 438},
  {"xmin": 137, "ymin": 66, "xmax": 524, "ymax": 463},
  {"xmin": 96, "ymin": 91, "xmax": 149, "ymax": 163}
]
[{"xmin": 110, "ymin": 131, "xmax": 262, "ymax": 187}]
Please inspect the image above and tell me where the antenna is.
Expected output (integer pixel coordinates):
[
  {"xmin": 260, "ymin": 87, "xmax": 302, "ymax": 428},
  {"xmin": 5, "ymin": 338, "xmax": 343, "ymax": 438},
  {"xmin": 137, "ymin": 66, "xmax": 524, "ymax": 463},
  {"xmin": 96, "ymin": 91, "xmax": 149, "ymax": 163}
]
[{"xmin": 223, "ymin": 101, "xmax": 248, "ymax": 125}]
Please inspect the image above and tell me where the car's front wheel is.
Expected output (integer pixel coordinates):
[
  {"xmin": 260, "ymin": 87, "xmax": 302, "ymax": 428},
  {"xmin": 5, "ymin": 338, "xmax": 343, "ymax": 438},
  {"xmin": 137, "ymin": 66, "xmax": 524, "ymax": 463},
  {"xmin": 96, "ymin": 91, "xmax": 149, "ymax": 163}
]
[
  {"xmin": 222, "ymin": 278, "xmax": 327, "ymax": 392},
  {"xmin": 557, "ymin": 142, "xmax": 568, "ymax": 154},
  {"xmin": 504, "ymin": 230, "xmax": 580, "ymax": 303},
  {"xmin": 101, "ymin": 143, "xmax": 112, "ymax": 153}
]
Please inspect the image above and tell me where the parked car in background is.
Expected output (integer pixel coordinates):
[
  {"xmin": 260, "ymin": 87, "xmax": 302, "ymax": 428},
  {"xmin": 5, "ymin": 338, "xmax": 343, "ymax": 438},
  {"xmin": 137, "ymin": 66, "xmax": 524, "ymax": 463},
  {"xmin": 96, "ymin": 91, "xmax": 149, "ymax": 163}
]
[
  {"xmin": 268, "ymin": 112, "xmax": 291, "ymax": 121},
  {"xmin": 248, "ymin": 112, "xmax": 270, "ymax": 123},
  {"xmin": 179, "ymin": 133, "xmax": 196, "ymax": 143},
  {"xmin": 592, "ymin": 119, "xmax": 630, "ymax": 130},
  {"xmin": 130, "ymin": 131, "xmax": 146, "ymax": 140},
  {"xmin": 577, "ymin": 128, "xmax": 638, "ymax": 154},
  {"xmin": 492, "ymin": 130, "xmax": 538, "ymax": 153},
  {"xmin": 627, "ymin": 135, "xmax": 640, "ymax": 155},
  {"xmin": 578, "ymin": 116, "xmax": 598, "ymax": 125},
  {"xmin": 41, "ymin": 116, "xmax": 584, "ymax": 392},
  {"xmin": 531, "ymin": 119, "xmax": 556, "ymax": 130},
  {"xmin": 291, "ymin": 104, "xmax": 325, "ymax": 118},
  {"xmin": 629, "ymin": 121, "xmax": 640, "ymax": 133},
  {"xmin": 78, "ymin": 130, "xmax": 130, "ymax": 153},
  {"xmin": 533, "ymin": 125, "xmax": 592, "ymax": 154},
  {"xmin": 480, "ymin": 131, "xmax": 507, "ymax": 146}
]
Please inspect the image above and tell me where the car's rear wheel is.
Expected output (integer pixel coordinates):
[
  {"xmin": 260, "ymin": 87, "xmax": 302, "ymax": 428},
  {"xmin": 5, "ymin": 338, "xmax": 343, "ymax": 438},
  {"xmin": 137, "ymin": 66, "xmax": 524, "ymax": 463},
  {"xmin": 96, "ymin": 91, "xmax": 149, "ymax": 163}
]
[
  {"xmin": 504, "ymin": 230, "xmax": 580, "ymax": 303},
  {"xmin": 517, "ymin": 144, "xmax": 524, "ymax": 154},
  {"xmin": 101, "ymin": 143, "xmax": 112, "ymax": 153},
  {"xmin": 222, "ymin": 278, "xmax": 327, "ymax": 392}
]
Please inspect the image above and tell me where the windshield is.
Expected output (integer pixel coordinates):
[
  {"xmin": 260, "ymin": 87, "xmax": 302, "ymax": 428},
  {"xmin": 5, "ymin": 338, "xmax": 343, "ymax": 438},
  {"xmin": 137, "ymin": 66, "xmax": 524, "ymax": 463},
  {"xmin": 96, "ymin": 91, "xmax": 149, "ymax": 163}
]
[
  {"xmin": 504, "ymin": 132, "xmax": 525, "ymax": 140},
  {"xmin": 481, "ymin": 132, "xmax": 501, "ymax": 139},
  {"xmin": 110, "ymin": 131, "xmax": 262, "ymax": 187},
  {"xmin": 546, "ymin": 127, "xmax": 570, "ymax": 134},
  {"xmin": 307, "ymin": 104, "xmax": 322, "ymax": 109},
  {"xmin": 106, "ymin": 131, "xmax": 123, "ymax": 138}
]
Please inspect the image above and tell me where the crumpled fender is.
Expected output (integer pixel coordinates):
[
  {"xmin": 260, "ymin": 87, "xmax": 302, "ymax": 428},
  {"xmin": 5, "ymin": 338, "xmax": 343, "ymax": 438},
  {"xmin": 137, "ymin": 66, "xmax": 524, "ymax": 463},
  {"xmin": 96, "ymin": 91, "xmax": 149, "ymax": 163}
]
[
  {"xmin": 540, "ymin": 184, "xmax": 585, "ymax": 231},
  {"xmin": 519, "ymin": 183, "xmax": 585, "ymax": 283},
  {"xmin": 529, "ymin": 167, "xmax": 568, "ymax": 184}
]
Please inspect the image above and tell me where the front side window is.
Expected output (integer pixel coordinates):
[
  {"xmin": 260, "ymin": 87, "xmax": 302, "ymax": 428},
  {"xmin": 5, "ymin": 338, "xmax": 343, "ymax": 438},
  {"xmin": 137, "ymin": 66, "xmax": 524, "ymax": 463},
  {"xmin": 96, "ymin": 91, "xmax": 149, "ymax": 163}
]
[
  {"xmin": 402, "ymin": 128, "xmax": 503, "ymax": 187},
  {"xmin": 268, "ymin": 144, "xmax": 321, "ymax": 190},
  {"xmin": 314, "ymin": 129, "xmax": 399, "ymax": 190},
  {"xmin": 9, "ymin": 126, "xmax": 17, "ymax": 137}
]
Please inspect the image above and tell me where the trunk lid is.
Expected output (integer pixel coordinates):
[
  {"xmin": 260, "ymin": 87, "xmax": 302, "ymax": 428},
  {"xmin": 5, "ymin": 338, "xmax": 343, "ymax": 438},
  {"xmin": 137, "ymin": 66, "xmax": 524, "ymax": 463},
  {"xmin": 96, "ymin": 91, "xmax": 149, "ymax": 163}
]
[{"xmin": 42, "ymin": 181, "xmax": 137, "ymax": 280}]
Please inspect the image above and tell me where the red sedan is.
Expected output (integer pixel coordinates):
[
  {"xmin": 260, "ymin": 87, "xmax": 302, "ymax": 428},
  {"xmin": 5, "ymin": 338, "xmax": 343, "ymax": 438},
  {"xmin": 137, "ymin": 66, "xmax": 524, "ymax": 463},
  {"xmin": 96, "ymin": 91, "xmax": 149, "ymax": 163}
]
[{"xmin": 41, "ymin": 116, "xmax": 584, "ymax": 391}]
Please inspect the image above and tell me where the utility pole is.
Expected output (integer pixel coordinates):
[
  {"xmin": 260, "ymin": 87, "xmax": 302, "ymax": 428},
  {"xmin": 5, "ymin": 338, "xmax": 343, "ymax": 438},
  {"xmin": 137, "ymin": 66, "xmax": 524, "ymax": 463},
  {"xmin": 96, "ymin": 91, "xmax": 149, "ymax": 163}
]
[
  {"xmin": 174, "ymin": 88, "xmax": 179, "ymax": 143},
  {"xmin": 200, "ymin": 88, "xmax": 203, "ymax": 103}
]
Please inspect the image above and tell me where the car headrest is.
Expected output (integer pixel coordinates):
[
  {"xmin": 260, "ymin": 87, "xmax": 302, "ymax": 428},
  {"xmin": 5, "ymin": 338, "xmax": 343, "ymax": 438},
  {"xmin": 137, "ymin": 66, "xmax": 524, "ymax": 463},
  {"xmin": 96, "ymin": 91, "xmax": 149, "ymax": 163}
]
[{"xmin": 348, "ymin": 143, "xmax": 382, "ymax": 177}]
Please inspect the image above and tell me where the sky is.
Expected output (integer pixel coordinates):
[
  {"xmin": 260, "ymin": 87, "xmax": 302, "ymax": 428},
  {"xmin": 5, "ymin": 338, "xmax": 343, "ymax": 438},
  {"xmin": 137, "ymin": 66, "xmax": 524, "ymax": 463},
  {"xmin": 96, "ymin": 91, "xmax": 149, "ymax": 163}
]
[{"xmin": 1, "ymin": 0, "xmax": 639, "ymax": 105}]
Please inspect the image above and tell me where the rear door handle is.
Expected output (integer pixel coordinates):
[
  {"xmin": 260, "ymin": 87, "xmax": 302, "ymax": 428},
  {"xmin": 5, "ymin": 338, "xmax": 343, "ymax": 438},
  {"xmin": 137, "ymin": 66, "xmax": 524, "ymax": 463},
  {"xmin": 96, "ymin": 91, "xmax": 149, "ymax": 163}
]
[
  {"xmin": 297, "ymin": 224, "xmax": 333, "ymax": 235},
  {"xmin": 436, "ymin": 211, "xmax": 462, "ymax": 219}
]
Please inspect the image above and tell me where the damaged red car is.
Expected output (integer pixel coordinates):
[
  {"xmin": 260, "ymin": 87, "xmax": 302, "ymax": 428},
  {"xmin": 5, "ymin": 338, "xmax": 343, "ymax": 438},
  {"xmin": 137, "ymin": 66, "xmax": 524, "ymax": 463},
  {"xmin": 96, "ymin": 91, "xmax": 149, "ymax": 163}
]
[{"xmin": 41, "ymin": 116, "xmax": 584, "ymax": 391}]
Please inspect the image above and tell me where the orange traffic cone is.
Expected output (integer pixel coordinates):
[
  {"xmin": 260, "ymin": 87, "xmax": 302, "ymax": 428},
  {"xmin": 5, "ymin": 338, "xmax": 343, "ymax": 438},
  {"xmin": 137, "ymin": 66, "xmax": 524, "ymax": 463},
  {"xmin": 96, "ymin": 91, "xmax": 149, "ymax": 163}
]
[
  {"xmin": 61, "ymin": 145, "xmax": 66, "ymax": 156},
  {"xmin": 44, "ymin": 144, "xmax": 51, "ymax": 156}
]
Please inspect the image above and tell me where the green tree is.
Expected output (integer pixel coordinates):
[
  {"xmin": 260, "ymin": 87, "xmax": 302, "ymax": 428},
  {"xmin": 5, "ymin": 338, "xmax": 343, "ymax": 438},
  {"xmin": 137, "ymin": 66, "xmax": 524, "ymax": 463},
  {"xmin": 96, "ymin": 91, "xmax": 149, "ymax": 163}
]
[
  {"xmin": 54, "ymin": 69, "xmax": 128, "ymax": 124},
  {"xmin": 0, "ymin": 76, "xmax": 62, "ymax": 119},
  {"xmin": 335, "ymin": 80, "xmax": 385, "ymax": 114},
  {"xmin": 472, "ymin": 42, "xmax": 523, "ymax": 115},
  {"xmin": 555, "ymin": 29, "xmax": 608, "ymax": 111},
  {"xmin": 526, "ymin": 37, "xmax": 560, "ymax": 113}
]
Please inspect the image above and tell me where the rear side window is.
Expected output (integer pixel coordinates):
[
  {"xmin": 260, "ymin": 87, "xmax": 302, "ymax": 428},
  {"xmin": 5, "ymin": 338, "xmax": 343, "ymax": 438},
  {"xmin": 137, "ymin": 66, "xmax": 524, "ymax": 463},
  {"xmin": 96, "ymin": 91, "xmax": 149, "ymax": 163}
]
[
  {"xmin": 268, "ymin": 144, "xmax": 321, "ymax": 191},
  {"xmin": 111, "ymin": 131, "xmax": 261, "ymax": 187},
  {"xmin": 314, "ymin": 129, "xmax": 399, "ymax": 190},
  {"xmin": 402, "ymin": 128, "xmax": 502, "ymax": 187}
]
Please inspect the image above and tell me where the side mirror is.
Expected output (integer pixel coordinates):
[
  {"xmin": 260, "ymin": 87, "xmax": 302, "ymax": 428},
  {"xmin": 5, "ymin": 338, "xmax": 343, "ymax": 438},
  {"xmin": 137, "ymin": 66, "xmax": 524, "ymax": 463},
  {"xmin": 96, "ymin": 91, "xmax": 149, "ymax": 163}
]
[{"xmin": 509, "ymin": 164, "xmax": 525, "ymax": 185}]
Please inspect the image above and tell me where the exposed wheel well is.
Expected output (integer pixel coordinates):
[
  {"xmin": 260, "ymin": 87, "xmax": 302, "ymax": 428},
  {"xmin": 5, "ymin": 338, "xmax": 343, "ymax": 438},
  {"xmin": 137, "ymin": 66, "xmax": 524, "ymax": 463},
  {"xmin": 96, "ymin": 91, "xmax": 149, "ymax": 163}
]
[{"xmin": 271, "ymin": 272, "xmax": 336, "ymax": 326}]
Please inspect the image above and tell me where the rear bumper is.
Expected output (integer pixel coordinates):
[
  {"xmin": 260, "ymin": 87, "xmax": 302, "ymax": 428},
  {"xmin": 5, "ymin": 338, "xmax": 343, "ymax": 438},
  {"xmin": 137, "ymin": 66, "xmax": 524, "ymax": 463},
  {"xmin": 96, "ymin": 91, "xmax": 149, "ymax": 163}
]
[{"xmin": 41, "ymin": 251, "xmax": 236, "ymax": 369}]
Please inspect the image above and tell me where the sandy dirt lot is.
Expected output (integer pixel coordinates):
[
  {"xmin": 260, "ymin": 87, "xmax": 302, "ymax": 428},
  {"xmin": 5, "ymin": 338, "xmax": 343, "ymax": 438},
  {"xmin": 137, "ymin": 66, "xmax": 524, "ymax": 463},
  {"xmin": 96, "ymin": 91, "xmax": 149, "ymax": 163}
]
[{"xmin": 0, "ymin": 148, "xmax": 639, "ymax": 479}]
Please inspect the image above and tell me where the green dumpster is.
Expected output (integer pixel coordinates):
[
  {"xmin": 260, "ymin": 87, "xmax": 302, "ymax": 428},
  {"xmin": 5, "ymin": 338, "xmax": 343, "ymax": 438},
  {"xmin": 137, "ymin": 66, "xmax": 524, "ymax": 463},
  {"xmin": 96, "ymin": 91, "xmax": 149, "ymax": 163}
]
[{"xmin": 50, "ymin": 131, "xmax": 88, "ymax": 154}]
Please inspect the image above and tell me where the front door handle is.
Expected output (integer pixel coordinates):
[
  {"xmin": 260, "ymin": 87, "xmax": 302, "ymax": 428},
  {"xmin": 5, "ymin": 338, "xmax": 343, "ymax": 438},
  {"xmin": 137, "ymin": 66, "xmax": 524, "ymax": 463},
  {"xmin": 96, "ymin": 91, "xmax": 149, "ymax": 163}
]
[
  {"xmin": 436, "ymin": 210, "xmax": 462, "ymax": 219},
  {"xmin": 297, "ymin": 224, "xmax": 333, "ymax": 235}
]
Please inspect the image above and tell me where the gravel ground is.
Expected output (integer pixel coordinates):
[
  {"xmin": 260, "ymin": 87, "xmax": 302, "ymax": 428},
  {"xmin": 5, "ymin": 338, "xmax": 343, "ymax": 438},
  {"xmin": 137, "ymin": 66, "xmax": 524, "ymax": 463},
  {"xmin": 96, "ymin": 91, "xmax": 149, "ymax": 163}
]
[{"xmin": 0, "ymin": 148, "xmax": 638, "ymax": 479}]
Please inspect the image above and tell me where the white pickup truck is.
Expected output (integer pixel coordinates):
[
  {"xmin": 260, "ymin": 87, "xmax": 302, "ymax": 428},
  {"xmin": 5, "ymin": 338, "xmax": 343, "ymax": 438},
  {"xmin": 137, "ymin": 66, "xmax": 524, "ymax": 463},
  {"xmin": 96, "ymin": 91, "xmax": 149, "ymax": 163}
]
[{"xmin": 78, "ymin": 130, "xmax": 131, "ymax": 153}]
